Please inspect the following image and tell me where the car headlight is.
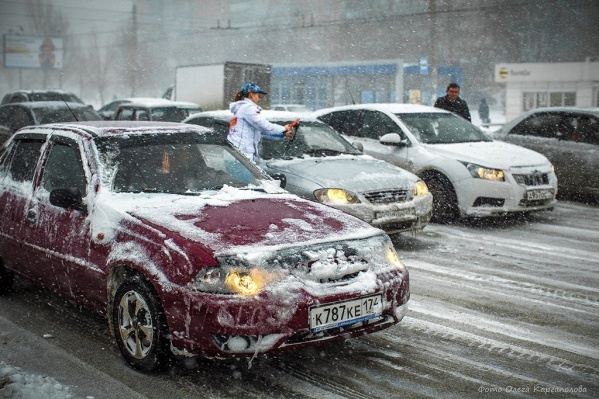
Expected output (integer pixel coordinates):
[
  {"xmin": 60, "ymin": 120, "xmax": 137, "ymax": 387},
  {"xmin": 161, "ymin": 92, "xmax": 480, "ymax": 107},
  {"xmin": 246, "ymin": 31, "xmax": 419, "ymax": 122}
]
[
  {"xmin": 314, "ymin": 188, "xmax": 360, "ymax": 204},
  {"xmin": 385, "ymin": 244, "xmax": 406, "ymax": 271},
  {"xmin": 192, "ymin": 267, "xmax": 280, "ymax": 295},
  {"xmin": 462, "ymin": 162, "xmax": 505, "ymax": 182},
  {"xmin": 413, "ymin": 180, "xmax": 429, "ymax": 196}
]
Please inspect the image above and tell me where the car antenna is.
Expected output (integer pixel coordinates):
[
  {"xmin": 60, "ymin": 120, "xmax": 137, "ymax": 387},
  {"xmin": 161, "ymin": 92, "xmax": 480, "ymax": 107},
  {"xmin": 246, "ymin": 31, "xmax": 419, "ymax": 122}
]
[
  {"xmin": 346, "ymin": 79, "xmax": 356, "ymax": 104},
  {"xmin": 61, "ymin": 95, "xmax": 79, "ymax": 121}
]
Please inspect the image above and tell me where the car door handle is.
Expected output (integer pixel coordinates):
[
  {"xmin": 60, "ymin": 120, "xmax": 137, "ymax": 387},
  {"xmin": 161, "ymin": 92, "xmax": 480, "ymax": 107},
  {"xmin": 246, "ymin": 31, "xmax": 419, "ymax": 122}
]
[{"xmin": 26, "ymin": 209, "xmax": 38, "ymax": 224}]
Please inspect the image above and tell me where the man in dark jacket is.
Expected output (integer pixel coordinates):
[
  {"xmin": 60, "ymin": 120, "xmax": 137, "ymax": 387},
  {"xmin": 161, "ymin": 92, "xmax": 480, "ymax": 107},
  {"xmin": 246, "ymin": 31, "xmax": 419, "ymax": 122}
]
[{"xmin": 434, "ymin": 83, "xmax": 471, "ymax": 122}]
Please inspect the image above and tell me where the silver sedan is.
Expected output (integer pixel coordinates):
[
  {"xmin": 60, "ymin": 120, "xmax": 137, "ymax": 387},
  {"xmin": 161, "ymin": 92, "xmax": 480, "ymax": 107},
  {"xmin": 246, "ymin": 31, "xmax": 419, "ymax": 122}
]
[{"xmin": 184, "ymin": 110, "xmax": 433, "ymax": 235}]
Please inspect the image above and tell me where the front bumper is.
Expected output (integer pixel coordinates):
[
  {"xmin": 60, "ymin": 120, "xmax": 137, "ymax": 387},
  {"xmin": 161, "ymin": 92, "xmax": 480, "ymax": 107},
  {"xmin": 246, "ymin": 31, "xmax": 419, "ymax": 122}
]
[
  {"xmin": 455, "ymin": 169, "xmax": 558, "ymax": 217},
  {"xmin": 332, "ymin": 193, "xmax": 433, "ymax": 234},
  {"xmin": 164, "ymin": 268, "xmax": 410, "ymax": 358}
]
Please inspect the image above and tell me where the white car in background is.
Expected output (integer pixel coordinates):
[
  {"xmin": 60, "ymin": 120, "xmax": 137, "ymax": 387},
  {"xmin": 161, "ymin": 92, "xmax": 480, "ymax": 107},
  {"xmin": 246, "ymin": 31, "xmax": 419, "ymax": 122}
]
[{"xmin": 314, "ymin": 104, "xmax": 558, "ymax": 223}]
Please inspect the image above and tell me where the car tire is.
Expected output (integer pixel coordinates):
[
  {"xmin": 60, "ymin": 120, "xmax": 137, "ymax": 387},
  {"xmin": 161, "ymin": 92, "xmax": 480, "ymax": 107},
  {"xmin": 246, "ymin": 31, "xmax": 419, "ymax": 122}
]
[
  {"xmin": 0, "ymin": 261, "xmax": 15, "ymax": 295},
  {"xmin": 424, "ymin": 173, "xmax": 460, "ymax": 224},
  {"xmin": 112, "ymin": 276, "xmax": 170, "ymax": 372}
]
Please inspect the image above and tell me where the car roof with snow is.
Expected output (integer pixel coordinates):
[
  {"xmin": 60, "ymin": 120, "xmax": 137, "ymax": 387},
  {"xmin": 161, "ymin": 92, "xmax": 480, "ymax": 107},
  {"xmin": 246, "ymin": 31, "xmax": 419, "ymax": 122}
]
[
  {"xmin": 313, "ymin": 103, "xmax": 451, "ymax": 115},
  {"xmin": 20, "ymin": 120, "xmax": 213, "ymax": 139},
  {"xmin": 185, "ymin": 109, "xmax": 320, "ymax": 123}
]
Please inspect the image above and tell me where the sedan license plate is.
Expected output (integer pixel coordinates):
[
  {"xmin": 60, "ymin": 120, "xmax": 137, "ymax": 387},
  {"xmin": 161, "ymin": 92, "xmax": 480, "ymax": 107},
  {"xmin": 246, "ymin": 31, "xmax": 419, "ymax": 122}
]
[
  {"xmin": 526, "ymin": 189, "xmax": 554, "ymax": 201},
  {"xmin": 375, "ymin": 208, "xmax": 415, "ymax": 220},
  {"xmin": 310, "ymin": 295, "xmax": 383, "ymax": 332}
]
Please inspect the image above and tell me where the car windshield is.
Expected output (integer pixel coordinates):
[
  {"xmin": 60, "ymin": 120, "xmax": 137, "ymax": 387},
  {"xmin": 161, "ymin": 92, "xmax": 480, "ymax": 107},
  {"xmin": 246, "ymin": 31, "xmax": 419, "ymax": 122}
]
[
  {"xmin": 33, "ymin": 106, "xmax": 100, "ymax": 124},
  {"xmin": 396, "ymin": 112, "xmax": 492, "ymax": 144},
  {"xmin": 95, "ymin": 132, "xmax": 263, "ymax": 194},
  {"xmin": 260, "ymin": 121, "xmax": 361, "ymax": 159}
]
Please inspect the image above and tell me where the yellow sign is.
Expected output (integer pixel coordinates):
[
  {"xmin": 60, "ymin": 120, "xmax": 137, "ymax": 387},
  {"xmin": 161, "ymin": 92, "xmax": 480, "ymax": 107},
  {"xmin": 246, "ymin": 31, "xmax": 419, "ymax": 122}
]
[{"xmin": 499, "ymin": 67, "xmax": 508, "ymax": 79}]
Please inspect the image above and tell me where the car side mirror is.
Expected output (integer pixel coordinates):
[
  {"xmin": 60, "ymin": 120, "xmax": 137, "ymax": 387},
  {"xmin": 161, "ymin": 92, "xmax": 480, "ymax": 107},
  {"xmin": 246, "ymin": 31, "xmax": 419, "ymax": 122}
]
[
  {"xmin": 353, "ymin": 142, "xmax": 364, "ymax": 152},
  {"xmin": 268, "ymin": 172, "xmax": 287, "ymax": 189},
  {"xmin": 379, "ymin": 133, "xmax": 407, "ymax": 147},
  {"xmin": 50, "ymin": 188, "xmax": 87, "ymax": 212}
]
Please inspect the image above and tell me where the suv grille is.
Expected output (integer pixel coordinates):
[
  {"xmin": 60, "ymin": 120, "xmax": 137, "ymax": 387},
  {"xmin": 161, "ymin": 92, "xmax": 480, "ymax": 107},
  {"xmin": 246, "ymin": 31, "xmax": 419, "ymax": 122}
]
[
  {"xmin": 364, "ymin": 189, "xmax": 409, "ymax": 204},
  {"xmin": 512, "ymin": 172, "xmax": 549, "ymax": 186}
]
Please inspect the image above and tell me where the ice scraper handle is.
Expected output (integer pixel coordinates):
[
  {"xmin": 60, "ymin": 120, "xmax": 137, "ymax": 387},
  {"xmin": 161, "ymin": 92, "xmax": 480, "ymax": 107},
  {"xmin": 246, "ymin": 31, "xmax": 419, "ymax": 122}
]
[{"xmin": 284, "ymin": 118, "xmax": 300, "ymax": 139}]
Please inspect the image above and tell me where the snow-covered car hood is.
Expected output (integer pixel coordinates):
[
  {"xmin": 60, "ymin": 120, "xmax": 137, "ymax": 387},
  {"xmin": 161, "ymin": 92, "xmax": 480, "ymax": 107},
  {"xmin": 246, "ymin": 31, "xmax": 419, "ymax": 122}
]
[
  {"xmin": 93, "ymin": 186, "xmax": 381, "ymax": 256},
  {"xmin": 425, "ymin": 141, "xmax": 551, "ymax": 169},
  {"xmin": 264, "ymin": 155, "xmax": 418, "ymax": 191}
]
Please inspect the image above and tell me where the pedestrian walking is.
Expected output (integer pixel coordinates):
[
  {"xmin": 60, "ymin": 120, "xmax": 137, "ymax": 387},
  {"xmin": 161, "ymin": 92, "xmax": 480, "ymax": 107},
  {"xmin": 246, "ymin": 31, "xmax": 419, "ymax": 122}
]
[{"xmin": 434, "ymin": 83, "xmax": 471, "ymax": 122}]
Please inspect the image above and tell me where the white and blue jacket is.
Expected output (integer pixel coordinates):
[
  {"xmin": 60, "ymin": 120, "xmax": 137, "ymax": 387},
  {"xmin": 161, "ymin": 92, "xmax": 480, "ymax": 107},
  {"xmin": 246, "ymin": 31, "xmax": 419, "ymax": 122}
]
[{"xmin": 228, "ymin": 98, "xmax": 286, "ymax": 159}]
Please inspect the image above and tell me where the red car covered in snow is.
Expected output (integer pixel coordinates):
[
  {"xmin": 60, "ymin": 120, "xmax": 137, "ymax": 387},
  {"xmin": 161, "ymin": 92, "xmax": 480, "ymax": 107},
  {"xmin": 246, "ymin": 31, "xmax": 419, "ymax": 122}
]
[{"xmin": 0, "ymin": 121, "xmax": 409, "ymax": 372}]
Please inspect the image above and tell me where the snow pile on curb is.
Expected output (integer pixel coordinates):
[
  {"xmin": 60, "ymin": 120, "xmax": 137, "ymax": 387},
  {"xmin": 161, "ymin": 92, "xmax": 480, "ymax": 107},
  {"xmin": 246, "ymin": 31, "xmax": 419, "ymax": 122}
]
[{"xmin": 0, "ymin": 361, "xmax": 93, "ymax": 399}]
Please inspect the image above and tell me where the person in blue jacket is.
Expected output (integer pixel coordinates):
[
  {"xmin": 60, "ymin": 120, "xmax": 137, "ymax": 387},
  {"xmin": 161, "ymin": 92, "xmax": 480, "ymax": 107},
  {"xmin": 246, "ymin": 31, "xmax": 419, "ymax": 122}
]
[{"xmin": 228, "ymin": 82, "xmax": 295, "ymax": 160}]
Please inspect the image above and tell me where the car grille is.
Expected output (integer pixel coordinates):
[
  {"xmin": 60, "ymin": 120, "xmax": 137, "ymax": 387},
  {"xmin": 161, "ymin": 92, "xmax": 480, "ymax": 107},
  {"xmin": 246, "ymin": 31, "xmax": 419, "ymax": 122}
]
[
  {"xmin": 512, "ymin": 172, "xmax": 549, "ymax": 186},
  {"xmin": 363, "ymin": 188, "xmax": 409, "ymax": 204}
]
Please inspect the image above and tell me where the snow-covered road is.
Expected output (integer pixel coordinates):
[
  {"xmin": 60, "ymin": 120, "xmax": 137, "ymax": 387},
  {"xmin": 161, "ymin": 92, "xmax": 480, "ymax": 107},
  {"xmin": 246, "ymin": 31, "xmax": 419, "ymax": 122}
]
[{"xmin": 1, "ymin": 200, "xmax": 598, "ymax": 398}]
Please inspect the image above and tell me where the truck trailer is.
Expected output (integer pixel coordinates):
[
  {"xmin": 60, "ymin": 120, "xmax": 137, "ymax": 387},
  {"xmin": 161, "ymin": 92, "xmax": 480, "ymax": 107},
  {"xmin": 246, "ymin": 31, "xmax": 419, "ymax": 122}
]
[{"xmin": 165, "ymin": 62, "xmax": 272, "ymax": 111}]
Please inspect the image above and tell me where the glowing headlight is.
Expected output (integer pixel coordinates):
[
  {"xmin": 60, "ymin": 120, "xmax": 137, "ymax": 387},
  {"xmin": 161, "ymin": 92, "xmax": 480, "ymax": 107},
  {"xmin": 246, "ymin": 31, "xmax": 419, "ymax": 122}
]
[
  {"xmin": 385, "ymin": 245, "xmax": 405, "ymax": 270},
  {"xmin": 462, "ymin": 162, "xmax": 504, "ymax": 182},
  {"xmin": 314, "ymin": 188, "xmax": 360, "ymax": 204},
  {"xmin": 413, "ymin": 180, "xmax": 429, "ymax": 196},
  {"xmin": 225, "ymin": 271, "xmax": 259, "ymax": 295}
]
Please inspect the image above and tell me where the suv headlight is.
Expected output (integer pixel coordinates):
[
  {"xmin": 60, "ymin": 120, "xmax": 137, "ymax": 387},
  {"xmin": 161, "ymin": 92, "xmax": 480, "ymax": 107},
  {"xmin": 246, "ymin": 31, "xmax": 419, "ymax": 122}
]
[
  {"xmin": 314, "ymin": 188, "xmax": 360, "ymax": 204},
  {"xmin": 461, "ymin": 162, "xmax": 504, "ymax": 182}
]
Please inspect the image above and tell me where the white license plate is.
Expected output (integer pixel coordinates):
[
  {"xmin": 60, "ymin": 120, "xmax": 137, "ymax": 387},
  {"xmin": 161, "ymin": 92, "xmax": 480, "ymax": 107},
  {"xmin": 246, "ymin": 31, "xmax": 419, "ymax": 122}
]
[
  {"xmin": 375, "ymin": 208, "xmax": 415, "ymax": 220},
  {"xmin": 309, "ymin": 295, "xmax": 383, "ymax": 332},
  {"xmin": 526, "ymin": 189, "xmax": 554, "ymax": 200}
]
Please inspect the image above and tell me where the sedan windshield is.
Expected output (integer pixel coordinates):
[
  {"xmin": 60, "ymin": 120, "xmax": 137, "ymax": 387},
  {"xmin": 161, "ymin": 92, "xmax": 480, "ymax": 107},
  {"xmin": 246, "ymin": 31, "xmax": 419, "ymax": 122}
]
[
  {"xmin": 260, "ymin": 121, "xmax": 361, "ymax": 159},
  {"xmin": 95, "ymin": 133, "xmax": 263, "ymax": 194},
  {"xmin": 396, "ymin": 112, "xmax": 492, "ymax": 144}
]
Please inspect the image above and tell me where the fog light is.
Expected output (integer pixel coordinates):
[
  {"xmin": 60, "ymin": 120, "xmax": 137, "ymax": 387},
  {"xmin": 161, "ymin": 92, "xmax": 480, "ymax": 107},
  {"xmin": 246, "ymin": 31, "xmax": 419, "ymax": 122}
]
[{"xmin": 227, "ymin": 336, "xmax": 250, "ymax": 352}]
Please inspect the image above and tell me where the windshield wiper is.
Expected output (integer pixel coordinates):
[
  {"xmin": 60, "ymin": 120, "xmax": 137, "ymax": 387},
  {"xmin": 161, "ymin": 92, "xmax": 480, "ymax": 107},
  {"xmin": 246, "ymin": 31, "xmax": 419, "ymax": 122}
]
[{"xmin": 304, "ymin": 149, "xmax": 344, "ymax": 156}]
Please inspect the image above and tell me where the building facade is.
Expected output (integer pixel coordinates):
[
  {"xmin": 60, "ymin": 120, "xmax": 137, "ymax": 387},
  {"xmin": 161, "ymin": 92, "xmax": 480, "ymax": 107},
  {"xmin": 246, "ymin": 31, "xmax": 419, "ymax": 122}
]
[{"xmin": 495, "ymin": 60, "xmax": 599, "ymax": 121}]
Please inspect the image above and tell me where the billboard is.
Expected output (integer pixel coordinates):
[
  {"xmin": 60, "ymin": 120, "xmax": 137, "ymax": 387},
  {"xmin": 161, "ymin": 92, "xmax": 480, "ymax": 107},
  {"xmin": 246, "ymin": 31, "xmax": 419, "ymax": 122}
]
[{"xmin": 4, "ymin": 34, "xmax": 63, "ymax": 70}]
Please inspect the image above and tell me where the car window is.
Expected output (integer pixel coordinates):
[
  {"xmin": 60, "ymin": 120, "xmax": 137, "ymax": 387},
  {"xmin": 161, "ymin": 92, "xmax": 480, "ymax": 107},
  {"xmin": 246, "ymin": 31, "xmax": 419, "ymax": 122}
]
[
  {"xmin": 11, "ymin": 107, "xmax": 34, "ymax": 131},
  {"xmin": 396, "ymin": 112, "xmax": 491, "ymax": 144},
  {"xmin": 571, "ymin": 115, "xmax": 599, "ymax": 145},
  {"xmin": 325, "ymin": 110, "xmax": 365, "ymax": 137},
  {"xmin": 2, "ymin": 139, "xmax": 44, "ymax": 182},
  {"xmin": 362, "ymin": 110, "xmax": 400, "ymax": 139},
  {"xmin": 116, "ymin": 108, "xmax": 134, "ymax": 120},
  {"xmin": 136, "ymin": 109, "xmax": 150, "ymax": 121},
  {"xmin": 510, "ymin": 113, "xmax": 564, "ymax": 138},
  {"xmin": 151, "ymin": 107, "xmax": 187, "ymax": 122},
  {"xmin": 259, "ymin": 121, "xmax": 360, "ymax": 159},
  {"xmin": 41, "ymin": 141, "xmax": 87, "ymax": 196},
  {"xmin": 99, "ymin": 133, "xmax": 260, "ymax": 193}
]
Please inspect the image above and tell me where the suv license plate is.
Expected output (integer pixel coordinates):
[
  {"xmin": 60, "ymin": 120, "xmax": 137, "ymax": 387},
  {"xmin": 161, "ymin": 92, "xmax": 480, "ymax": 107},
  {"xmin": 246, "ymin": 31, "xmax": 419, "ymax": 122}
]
[
  {"xmin": 309, "ymin": 295, "xmax": 383, "ymax": 332},
  {"xmin": 526, "ymin": 189, "xmax": 554, "ymax": 200}
]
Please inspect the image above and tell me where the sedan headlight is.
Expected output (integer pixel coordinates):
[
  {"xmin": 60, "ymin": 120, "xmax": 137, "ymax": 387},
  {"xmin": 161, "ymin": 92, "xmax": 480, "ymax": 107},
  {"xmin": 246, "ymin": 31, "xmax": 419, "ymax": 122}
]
[
  {"xmin": 314, "ymin": 188, "xmax": 360, "ymax": 204},
  {"xmin": 413, "ymin": 180, "xmax": 429, "ymax": 196},
  {"xmin": 462, "ymin": 162, "xmax": 505, "ymax": 182},
  {"xmin": 192, "ymin": 257, "xmax": 284, "ymax": 296},
  {"xmin": 192, "ymin": 267, "xmax": 274, "ymax": 295}
]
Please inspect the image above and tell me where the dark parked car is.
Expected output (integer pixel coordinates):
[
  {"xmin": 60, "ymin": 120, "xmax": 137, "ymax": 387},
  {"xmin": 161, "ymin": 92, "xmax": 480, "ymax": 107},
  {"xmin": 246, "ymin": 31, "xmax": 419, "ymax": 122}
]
[
  {"xmin": 114, "ymin": 98, "xmax": 201, "ymax": 122},
  {"xmin": 185, "ymin": 110, "xmax": 433, "ymax": 235},
  {"xmin": 0, "ymin": 101, "xmax": 102, "ymax": 144},
  {"xmin": 96, "ymin": 97, "xmax": 169, "ymax": 120},
  {"xmin": 1, "ymin": 89, "xmax": 85, "ymax": 105},
  {"xmin": 495, "ymin": 107, "xmax": 599, "ymax": 197},
  {"xmin": 0, "ymin": 121, "xmax": 410, "ymax": 372}
]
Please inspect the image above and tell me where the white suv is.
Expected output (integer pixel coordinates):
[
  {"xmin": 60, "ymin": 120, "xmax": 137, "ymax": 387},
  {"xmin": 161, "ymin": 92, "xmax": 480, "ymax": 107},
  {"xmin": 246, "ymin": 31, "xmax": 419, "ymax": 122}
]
[{"xmin": 315, "ymin": 104, "xmax": 558, "ymax": 222}]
